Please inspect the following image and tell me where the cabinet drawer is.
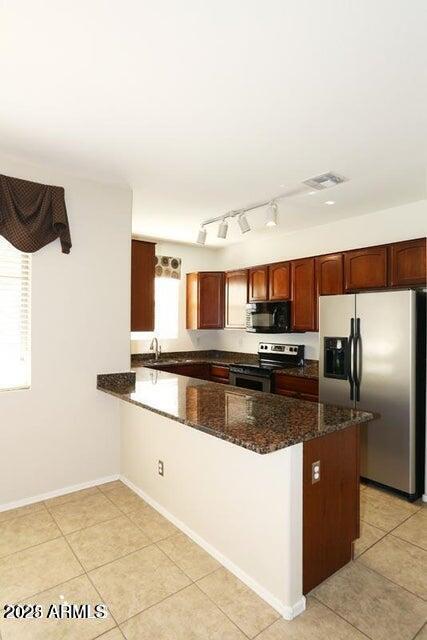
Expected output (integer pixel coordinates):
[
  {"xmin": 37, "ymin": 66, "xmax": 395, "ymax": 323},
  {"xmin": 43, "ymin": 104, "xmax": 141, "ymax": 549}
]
[
  {"xmin": 211, "ymin": 376, "xmax": 229, "ymax": 385},
  {"xmin": 210, "ymin": 365, "xmax": 229, "ymax": 380},
  {"xmin": 274, "ymin": 374, "xmax": 318, "ymax": 396}
]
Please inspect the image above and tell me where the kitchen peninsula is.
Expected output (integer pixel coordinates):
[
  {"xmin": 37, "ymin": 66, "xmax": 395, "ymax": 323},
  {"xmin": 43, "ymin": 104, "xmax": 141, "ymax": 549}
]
[{"xmin": 97, "ymin": 360, "xmax": 375, "ymax": 619}]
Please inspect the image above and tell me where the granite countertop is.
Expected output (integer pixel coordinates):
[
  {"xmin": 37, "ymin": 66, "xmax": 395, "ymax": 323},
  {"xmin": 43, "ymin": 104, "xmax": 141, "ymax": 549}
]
[
  {"xmin": 97, "ymin": 368, "xmax": 374, "ymax": 454},
  {"xmin": 131, "ymin": 350, "xmax": 319, "ymax": 379}
]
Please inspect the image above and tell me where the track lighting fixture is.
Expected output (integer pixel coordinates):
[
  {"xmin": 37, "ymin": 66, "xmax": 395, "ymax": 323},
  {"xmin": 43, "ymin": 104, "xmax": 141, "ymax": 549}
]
[
  {"xmin": 238, "ymin": 212, "xmax": 251, "ymax": 234},
  {"xmin": 196, "ymin": 226, "xmax": 207, "ymax": 245},
  {"xmin": 265, "ymin": 201, "xmax": 278, "ymax": 227},
  {"xmin": 217, "ymin": 218, "xmax": 228, "ymax": 239},
  {"xmin": 195, "ymin": 171, "xmax": 348, "ymax": 245}
]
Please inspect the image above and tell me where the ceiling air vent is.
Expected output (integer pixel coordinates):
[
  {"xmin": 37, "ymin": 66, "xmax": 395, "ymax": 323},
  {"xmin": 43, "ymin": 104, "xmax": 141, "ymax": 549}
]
[{"xmin": 303, "ymin": 172, "xmax": 348, "ymax": 190}]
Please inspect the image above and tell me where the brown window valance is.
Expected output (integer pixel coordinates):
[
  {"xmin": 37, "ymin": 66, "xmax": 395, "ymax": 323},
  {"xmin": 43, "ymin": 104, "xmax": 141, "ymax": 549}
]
[{"xmin": 0, "ymin": 174, "xmax": 71, "ymax": 254}]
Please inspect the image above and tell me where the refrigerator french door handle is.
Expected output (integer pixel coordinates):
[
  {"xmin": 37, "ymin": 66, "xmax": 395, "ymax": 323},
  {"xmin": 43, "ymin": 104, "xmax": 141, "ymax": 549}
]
[
  {"xmin": 354, "ymin": 318, "xmax": 361, "ymax": 401},
  {"xmin": 348, "ymin": 318, "xmax": 355, "ymax": 400}
]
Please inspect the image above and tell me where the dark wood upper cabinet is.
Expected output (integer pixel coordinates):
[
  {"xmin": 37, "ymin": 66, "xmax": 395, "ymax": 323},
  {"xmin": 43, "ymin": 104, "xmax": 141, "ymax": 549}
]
[
  {"xmin": 316, "ymin": 253, "xmax": 344, "ymax": 296},
  {"xmin": 269, "ymin": 262, "xmax": 291, "ymax": 300},
  {"xmin": 344, "ymin": 246, "xmax": 387, "ymax": 291},
  {"xmin": 186, "ymin": 272, "xmax": 224, "ymax": 330},
  {"xmin": 225, "ymin": 270, "xmax": 248, "ymax": 329},
  {"xmin": 291, "ymin": 257, "xmax": 317, "ymax": 332},
  {"xmin": 131, "ymin": 239, "xmax": 155, "ymax": 331},
  {"xmin": 389, "ymin": 238, "xmax": 426, "ymax": 287},
  {"xmin": 248, "ymin": 266, "xmax": 269, "ymax": 302}
]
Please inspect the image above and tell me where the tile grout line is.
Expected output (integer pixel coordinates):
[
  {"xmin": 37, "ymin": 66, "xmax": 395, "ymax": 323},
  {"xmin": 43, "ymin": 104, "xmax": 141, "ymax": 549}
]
[
  {"xmin": 310, "ymin": 593, "xmax": 375, "ymax": 640},
  {"xmin": 192, "ymin": 580, "xmax": 254, "ymax": 639},
  {"xmin": 116, "ymin": 582, "xmax": 197, "ymax": 630},
  {"xmin": 149, "ymin": 538, "xmax": 255, "ymax": 636},
  {"xmin": 0, "ymin": 530, "xmax": 63, "ymax": 562},
  {"xmin": 103, "ymin": 481, "xmax": 278, "ymax": 637},
  {"xmin": 252, "ymin": 617, "xmax": 278, "ymax": 639},
  {"xmin": 413, "ymin": 623, "xmax": 427, "ymax": 640},
  {"xmin": 355, "ymin": 525, "xmax": 388, "ymax": 559},
  {"xmin": 150, "ymin": 532, "xmax": 268, "ymax": 638},
  {"xmin": 389, "ymin": 531, "xmax": 427, "ymax": 554},
  {"xmin": 0, "ymin": 502, "xmax": 48, "ymax": 525},
  {"xmin": 77, "ymin": 539, "xmax": 155, "ymax": 574},
  {"xmin": 61, "ymin": 534, "xmax": 121, "ymax": 631},
  {"xmin": 355, "ymin": 555, "xmax": 427, "ymax": 603}
]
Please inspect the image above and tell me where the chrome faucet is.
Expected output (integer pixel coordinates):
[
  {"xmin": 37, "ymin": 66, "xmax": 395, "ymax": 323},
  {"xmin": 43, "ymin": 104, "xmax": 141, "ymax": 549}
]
[{"xmin": 149, "ymin": 337, "xmax": 161, "ymax": 360}]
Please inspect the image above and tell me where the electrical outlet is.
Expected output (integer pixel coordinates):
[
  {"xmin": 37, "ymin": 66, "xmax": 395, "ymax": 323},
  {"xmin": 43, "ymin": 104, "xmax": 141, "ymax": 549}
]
[
  {"xmin": 158, "ymin": 460, "xmax": 164, "ymax": 477},
  {"xmin": 311, "ymin": 460, "xmax": 320, "ymax": 483}
]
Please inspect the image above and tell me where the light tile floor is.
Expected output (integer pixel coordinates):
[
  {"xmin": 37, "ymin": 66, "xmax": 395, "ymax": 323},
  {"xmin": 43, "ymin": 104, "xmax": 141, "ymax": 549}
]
[{"xmin": 0, "ymin": 481, "xmax": 425, "ymax": 639}]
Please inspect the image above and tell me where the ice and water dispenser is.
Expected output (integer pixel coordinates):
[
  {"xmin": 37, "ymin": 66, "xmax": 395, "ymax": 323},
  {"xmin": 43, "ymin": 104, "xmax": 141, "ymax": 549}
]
[{"xmin": 323, "ymin": 337, "xmax": 349, "ymax": 380}]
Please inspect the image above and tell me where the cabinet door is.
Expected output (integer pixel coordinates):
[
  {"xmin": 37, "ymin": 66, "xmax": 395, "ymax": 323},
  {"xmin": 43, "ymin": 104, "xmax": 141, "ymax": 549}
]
[
  {"xmin": 315, "ymin": 253, "xmax": 343, "ymax": 296},
  {"xmin": 131, "ymin": 239, "xmax": 155, "ymax": 331},
  {"xmin": 291, "ymin": 258, "xmax": 317, "ymax": 331},
  {"xmin": 225, "ymin": 270, "xmax": 248, "ymax": 328},
  {"xmin": 389, "ymin": 238, "xmax": 426, "ymax": 286},
  {"xmin": 198, "ymin": 272, "xmax": 225, "ymax": 329},
  {"xmin": 248, "ymin": 266, "xmax": 269, "ymax": 301},
  {"xmin": 269, "ymin": 262, "xmax": 291, "ymax": 300},
  {"xmin": 344, "ymin": 246, "xmax": 387, "ymax": 291}
]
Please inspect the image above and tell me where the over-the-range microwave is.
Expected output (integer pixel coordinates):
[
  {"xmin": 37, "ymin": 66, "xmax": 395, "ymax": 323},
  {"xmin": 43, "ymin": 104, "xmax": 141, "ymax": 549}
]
[{"xmin": 246, "ymin": 301, "xmax": 291, "ymax": 333}]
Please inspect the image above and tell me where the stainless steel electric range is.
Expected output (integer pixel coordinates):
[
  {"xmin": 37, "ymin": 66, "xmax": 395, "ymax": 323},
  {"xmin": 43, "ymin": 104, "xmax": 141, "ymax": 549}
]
[{"xmin": 229, "ymin": 343, "xmax": 305, "ymax": 393}]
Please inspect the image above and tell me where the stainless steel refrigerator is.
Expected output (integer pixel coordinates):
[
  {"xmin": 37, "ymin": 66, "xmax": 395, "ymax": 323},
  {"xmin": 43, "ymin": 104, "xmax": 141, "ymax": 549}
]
[{"xmin": 319, "ymin": 290, "xmax": 426, "ymax": 500}]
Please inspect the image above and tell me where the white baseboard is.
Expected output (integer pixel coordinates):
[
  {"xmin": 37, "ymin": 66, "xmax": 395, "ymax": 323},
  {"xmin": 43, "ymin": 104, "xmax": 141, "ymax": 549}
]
[
  {"xmin": 422, "ymin": 493, "xmax": 427, "ymax": 503},
  {"xmin": 120, "ymin": 475, "xmax": 306, "ymax": 620},
  {"xmin": 0, "ymin": 474, "xmax": 120, "ymax": 513}
]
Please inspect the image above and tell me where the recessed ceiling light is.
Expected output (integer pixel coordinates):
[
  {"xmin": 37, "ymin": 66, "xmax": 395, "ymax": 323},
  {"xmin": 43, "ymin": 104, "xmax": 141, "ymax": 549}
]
[
  {"xmin": 325, "ymin": 200, "xmax": 335, "ymax": 205},
  {"xmin": 308, "ymin": 191, "xmax": 317, "ymax": 195}
]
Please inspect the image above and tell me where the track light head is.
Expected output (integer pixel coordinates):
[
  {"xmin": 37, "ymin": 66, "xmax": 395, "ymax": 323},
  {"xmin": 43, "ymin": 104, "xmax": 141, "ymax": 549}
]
[
  {"xmin": 196, "ymin": 227, "xmax": 207, "ymax": 245},
  {"xmin": 238, "ymin": 212, "xmax": 251, "ymax": 234},
  {"xmin": 265, "ymin": 201, "xmax": 278, "ymax": 227},
  {"xmin": 217, "ymin": 218, "xmax": 228, "ymax": 239}
]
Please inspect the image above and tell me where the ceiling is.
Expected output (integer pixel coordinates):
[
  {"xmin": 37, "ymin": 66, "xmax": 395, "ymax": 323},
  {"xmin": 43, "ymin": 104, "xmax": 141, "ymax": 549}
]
[{"xmin": 1, "ymin": 0, "xmax": 426, "ymax": 247}]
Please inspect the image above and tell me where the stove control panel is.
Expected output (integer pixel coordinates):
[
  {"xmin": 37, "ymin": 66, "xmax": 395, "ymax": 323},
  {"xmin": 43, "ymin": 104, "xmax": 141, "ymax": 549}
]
[
  {"xmin": 258, "ymin": 343, "xmax": 304, "ymax": 355},
  {"xmin": 257, "ymin": 342, "xmax": 305, "ymax": 367}
]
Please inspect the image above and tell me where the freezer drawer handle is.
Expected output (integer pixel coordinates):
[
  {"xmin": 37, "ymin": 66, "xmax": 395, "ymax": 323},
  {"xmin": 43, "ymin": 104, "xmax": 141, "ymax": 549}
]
[
  {"xmin": 348, "ymin": 318, "xmax": 355, "ymax": 400},
  {"xmin": 354, "ymin": 317, "xmax": 361, "ymax": 401}
]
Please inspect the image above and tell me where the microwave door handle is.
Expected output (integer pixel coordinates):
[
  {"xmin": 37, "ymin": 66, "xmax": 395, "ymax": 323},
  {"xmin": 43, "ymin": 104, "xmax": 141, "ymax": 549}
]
[{"xmin": 348, "ymin": 318, "xmax": 355, "ymax": 401}]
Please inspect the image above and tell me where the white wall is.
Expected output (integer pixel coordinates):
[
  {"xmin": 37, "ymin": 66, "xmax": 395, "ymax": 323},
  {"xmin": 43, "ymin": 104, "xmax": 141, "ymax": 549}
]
[
  {"xmin": 0, "ymin": 153, "xmax": 132, "ymax": 507},
  {"xmin": 120, "ymin": 401, "xmax": 304, "ymax": 618},
  {"xmin": 211, "ymin": 199, "xmax": 427, "ymax": 359},
  {"xmin": 131, "ymin": 240, "xmax": 219, "ymax": 355}
]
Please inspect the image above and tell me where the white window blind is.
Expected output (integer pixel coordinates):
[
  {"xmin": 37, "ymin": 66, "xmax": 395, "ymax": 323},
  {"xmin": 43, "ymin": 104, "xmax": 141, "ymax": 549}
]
[{"xmin": 0, "ymin": 237, "xmax": 31, "ymax": 391}]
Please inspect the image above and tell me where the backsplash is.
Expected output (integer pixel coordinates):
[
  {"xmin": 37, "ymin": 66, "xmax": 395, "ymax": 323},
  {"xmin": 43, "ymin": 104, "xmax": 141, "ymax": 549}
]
[{"xmin": 211, "ymin": 330, "xmax": 320, "ymax": 360}]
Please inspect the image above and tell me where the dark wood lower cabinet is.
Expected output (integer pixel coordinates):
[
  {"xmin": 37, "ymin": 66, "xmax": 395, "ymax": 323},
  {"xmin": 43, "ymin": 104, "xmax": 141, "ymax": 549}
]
[
  {"xmin": 149, "ymin": 362, "xmax": 230, "ymax": 384},
  {"xmin": 303, "ymin": 425, "xmax": 360, "ymax": 594},
  {"xmin": 274, "ymin": 373, "xmax": 319, "ymax": 401},
  {"xmin": 210, "ymin": 365, "xmax": 230, "ymax": 383}
]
